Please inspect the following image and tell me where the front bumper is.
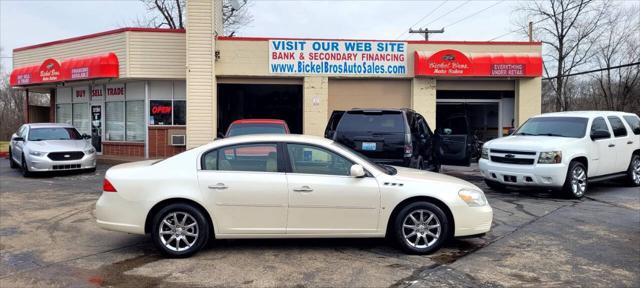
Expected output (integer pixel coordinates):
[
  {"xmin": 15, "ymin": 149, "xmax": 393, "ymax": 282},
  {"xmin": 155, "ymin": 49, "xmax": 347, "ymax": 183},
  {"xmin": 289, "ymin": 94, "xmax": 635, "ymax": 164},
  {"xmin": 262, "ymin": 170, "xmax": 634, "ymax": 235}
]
[
  {"xmin": 26, "ymin": 153, "xmax": 96, "ymax": 172},
  {"xmin": 452, "ymin": 204, "xmax": 493, "ymax": 237},
  {"xmin": 478, "ymin": 159, "xmax": 568, "ymax": 188}
]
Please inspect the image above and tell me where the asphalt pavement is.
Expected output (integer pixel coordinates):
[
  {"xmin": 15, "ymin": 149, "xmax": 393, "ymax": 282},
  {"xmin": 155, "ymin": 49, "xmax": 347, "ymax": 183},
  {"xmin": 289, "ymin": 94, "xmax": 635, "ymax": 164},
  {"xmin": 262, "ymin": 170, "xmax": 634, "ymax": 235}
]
[{"xmin": 0, "ymin": 159, "xmax": 638, "ymax": 287}]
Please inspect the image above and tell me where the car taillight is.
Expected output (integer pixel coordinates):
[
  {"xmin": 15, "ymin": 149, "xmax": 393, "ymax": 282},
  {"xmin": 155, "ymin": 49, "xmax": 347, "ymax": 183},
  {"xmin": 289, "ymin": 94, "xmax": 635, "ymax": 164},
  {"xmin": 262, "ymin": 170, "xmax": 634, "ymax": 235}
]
[
  {"xmin": 103, "ymin": 179, "xmax": 117, "ymax": 192},
  {"xmin": 404, "ymin": 133, "xmax": 413, "ymax": 157}
]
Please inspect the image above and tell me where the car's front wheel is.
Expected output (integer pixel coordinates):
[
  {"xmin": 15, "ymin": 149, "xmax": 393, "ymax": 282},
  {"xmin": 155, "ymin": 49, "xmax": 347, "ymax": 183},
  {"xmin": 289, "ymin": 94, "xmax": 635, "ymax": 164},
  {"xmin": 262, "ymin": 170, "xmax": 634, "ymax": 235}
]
[
  {"xmin": 484, "ymin": 179, "xmax": 506, "ymax": 192},
  {"xmin": 151, "ymin": 203, "xmax": 210, "ymax": 258},
  {"xmin": 21, "ymin": 154, "xmax": 32, "ymax": 177},
  {"xmin": 562, "ymin": 161, "xmax": 587, "ymax": 199},
  {"xmin": 625, "ymin": 153, "xmax": 640, "ymax": 187},
  {"xmin": 393, "ymin": 202, "xmax": 449, "ymax": 254}
]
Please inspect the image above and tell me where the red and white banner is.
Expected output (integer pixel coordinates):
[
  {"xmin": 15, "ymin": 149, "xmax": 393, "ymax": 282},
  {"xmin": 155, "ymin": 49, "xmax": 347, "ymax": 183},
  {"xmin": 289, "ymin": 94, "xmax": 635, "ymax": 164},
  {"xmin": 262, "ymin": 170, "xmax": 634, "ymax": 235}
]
[{"xmin": 414, "ymin": 49, "xmax": 542, "ymax": 77}]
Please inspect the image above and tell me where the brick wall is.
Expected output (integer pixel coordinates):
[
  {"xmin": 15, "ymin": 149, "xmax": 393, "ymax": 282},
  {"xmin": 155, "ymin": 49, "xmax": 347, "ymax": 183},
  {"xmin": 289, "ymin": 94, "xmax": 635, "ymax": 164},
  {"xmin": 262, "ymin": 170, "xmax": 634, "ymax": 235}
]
[
  {"xmin": 149, "ymin": 126, "xmax": 186, "ymax": 158},
  {"xmin": 103, "ymin": 141, "xmax": 144, "ymax": 157}
]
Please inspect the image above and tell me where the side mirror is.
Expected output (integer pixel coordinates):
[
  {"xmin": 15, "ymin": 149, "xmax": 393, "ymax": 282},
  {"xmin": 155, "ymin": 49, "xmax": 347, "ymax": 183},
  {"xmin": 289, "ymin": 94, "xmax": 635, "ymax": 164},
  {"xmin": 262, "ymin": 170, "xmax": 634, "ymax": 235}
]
[
  {"xmin": 590, "ymin": 129, "xmax": 610, "ymax": 140},
  {"xmin": 443, "ymin": 128, "xmax": 452, "ymax": 135},
  {"xmin": 634, "ymin": 127, "xmax": 640, "ymax": 135},
  {"xmin": 13, "ymin": 136, "xmax": 24, "ymax": 142},
  {"xmin": 82, "ymin": 133, "xmax": 91, "ymax": 139},
  {"xmin": 350, "ymin": 164, "xmax": 366, "ymax": 178}
]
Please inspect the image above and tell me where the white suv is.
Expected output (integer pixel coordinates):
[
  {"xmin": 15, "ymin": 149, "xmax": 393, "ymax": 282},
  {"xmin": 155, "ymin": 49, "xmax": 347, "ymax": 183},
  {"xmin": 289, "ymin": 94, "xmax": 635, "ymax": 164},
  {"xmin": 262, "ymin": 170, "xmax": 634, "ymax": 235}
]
[{"xmin": 479, "ymin": 111, "xmax": 639, "ymax": 198}]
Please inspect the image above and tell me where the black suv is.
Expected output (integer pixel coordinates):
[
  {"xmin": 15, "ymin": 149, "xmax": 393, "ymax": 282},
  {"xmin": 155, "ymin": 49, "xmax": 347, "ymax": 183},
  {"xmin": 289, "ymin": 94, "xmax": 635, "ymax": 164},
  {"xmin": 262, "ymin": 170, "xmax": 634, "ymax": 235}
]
[{"xmin": 325, "ymin": 108, "xmax": 441, "ymax": 171}]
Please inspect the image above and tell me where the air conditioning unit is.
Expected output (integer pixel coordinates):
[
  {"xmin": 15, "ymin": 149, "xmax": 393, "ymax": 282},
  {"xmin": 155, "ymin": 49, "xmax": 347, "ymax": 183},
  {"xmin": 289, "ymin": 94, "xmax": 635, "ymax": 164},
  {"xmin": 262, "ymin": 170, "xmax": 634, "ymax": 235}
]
[{"xmin": 170, "ymin": 134, "xmax": 186, "ymax": 146}]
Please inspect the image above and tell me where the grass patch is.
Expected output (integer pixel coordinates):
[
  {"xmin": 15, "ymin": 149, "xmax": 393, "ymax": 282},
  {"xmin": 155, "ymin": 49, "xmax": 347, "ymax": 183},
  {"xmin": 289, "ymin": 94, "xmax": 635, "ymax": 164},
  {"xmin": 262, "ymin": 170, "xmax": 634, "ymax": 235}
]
[{"xmin": 0, "ymin": 141, "xmax": 8, "ymax": 153}]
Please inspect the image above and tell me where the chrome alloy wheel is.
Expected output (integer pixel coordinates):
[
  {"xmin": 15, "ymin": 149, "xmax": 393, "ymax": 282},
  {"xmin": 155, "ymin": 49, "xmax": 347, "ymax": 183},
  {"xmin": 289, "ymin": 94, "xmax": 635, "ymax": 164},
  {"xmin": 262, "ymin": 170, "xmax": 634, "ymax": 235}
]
[
  {"xmin": 571, "ymin": 166, "xmax": 587, "ymax": 197},
  {"xmin": 633, "ymin": 157, "xmax": 640, "ymax": 185},
  {"xmin": 402, "ymin": 209, "xmax": 441, "ymax": 249},
  {"xmin": 159, "ymin": 212, "xmax": 199, "ymax": 252}
]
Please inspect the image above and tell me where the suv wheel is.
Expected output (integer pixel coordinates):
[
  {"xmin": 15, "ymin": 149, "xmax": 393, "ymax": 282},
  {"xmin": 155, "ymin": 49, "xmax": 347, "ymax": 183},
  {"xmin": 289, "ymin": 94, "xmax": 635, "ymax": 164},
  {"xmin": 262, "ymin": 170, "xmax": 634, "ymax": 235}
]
[
  {"xmin": 9, "ymin": 148, "xmax": 18, "ymax": 169},
  {"xmin": 562, "ymin": 161, "xmax": 587, "ymax": 198},
  {"xmin": 484, "ymin": 179, "xmax": 506, "ymax": 192},
  {"xmin": 625, "ymin": 154, "xmax": 640, "ymax": 187},
  {"xmin": 151, "ymin": 203, "xmax": 210, "ymax": 258},
  {"xmin": 393, "ymin": 202, "xmax": 449, "ymax": 254}
]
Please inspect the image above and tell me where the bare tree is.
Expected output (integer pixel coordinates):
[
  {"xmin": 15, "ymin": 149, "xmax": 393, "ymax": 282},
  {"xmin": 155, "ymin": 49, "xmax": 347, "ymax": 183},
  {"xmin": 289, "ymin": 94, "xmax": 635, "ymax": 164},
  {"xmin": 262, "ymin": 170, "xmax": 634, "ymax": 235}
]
[
  {"xmin": 592, "ymin": 6, "xmax": 640, "ymax": 113},
  {"xmin": 516, "ymin": 0, "xmax": 610, "ymax": 111},
  {"xmin": 139, "ymin": 0, "xmax": 252, "ymax": 36},
  {"xmin": 0, "ymin": 47, "xmax": 25, "ymax": 140}
]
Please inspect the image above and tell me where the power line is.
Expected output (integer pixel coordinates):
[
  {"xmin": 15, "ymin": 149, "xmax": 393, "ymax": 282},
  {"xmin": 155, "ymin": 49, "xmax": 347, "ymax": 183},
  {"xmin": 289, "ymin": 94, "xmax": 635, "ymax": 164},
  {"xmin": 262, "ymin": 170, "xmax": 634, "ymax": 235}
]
[
  {"xmin": 443, "ymin": 0, "xmax": 505, "ymax": 28},
  {"xmin": 394, "ymin": 1, "xmax": 447, "ymax": 40},
  {"xmin": 423, "ymin": 0, "xmax": 472, "ymax": 28},
  {"xmin": 542, "ymin": 62, "xmax": 640, "ymax": 80}
]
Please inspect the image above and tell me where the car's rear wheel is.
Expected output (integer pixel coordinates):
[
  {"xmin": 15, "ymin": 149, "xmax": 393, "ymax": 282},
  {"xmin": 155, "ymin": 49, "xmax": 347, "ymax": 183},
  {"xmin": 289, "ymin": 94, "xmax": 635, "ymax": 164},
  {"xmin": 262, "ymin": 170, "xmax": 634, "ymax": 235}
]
[
  {"xmin": 8, "ymin": 148, "xmax": 18, "ymax": 169},
  {"xmin": 393, "ymin": 202, "xmax": 449, "ymax": 254},
  {"xmin": 484, "ymin": 179, "xmax": 506, "ymax": 192},
  {"xmin": 625, "ymin": 153, "xmax": 640, "ymax": 187},
  {"xmin": 21, "ymin": 154, "xmax": 32, "ymax": 177},
  {"xmin": 151, "ymin": 203, "xmax": 210, "ymax": 258},
  {"xmin": 562, "ymin": 161, "xmax": 587, "ymax": 199}
]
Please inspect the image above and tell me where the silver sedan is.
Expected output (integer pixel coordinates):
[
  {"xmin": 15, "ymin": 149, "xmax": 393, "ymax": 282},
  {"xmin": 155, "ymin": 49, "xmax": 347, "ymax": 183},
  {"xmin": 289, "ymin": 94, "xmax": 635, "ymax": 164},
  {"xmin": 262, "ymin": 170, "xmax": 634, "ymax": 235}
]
[{"xmin": 8, "ymin": 123, "xmax": 97, "ymax": 177}]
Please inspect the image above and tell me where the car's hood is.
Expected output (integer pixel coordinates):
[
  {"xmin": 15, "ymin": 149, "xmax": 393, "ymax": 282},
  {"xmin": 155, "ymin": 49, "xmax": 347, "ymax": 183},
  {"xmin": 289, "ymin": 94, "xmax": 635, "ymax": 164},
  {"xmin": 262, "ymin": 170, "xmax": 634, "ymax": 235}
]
[
  {"xmin": 485, "ymin": 135, "xmax": 581, "ymax": 151},
  {"xmin": 391, "ymin": 166, "xmax": 479, "ymax": 190},
  {"xmin": 27, "ymin": 140, "xmax": 91, "ymax": 152}
]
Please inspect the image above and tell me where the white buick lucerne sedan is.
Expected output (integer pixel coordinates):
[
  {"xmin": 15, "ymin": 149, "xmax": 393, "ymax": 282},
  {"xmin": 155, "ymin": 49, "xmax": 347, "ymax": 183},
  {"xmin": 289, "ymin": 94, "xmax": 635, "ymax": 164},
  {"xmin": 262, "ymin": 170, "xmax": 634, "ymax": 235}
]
[{"xmin": 96, "ymin": 134, "xmax": 492, "ymax": 257}]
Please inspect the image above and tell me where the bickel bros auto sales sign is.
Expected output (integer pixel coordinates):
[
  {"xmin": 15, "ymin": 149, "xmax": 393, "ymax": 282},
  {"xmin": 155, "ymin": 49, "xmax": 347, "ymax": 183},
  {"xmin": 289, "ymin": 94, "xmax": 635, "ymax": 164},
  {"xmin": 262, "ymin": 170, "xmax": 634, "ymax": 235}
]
[{"xmin": 269, "ymin": 40, "xmax": 407, "ymax": 76}]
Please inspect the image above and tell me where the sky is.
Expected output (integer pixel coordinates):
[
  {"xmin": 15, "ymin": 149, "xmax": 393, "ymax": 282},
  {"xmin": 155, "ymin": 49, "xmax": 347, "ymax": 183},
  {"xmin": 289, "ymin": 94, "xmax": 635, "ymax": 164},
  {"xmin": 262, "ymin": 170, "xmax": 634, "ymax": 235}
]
[{"xmin": 0, "ymin": 0, "xmax": 635, "ymax": 72}]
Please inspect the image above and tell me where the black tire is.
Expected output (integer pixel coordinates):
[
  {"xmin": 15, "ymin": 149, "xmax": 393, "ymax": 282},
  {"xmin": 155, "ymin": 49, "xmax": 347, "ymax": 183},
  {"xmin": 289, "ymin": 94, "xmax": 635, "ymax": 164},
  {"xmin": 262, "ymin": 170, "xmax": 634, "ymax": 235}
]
[
  {"xmin": 9, "ymin": 148, "xmax": 18, "ymax": 169},
  {"xmin": 393, "ymin": 202, "xmax": 449, "ymax": 254},
  {"xmin": 625, "ymin": 153, "xmax": 640, "ymax": 187},
  {"xmin": 416, "ymin": 156, "xmax": 424, "ymax": 170},
  {"xmin": 151, "ymin": 203, "xmax": 210, "ymax": 258},
  {"xmin": 86, "ymin": 167, "xmax": 97, "ymax": 173},
  {"xmin": 21, "ymin": 154, "xmax": 32, "ymax": 177},
  {"xmin": 562, "ymin": 161, "xmax": 587, "ymax": 199},
  {"xmin": 484, "ymin": 179, "xmax": 506, "ymax": 192}
]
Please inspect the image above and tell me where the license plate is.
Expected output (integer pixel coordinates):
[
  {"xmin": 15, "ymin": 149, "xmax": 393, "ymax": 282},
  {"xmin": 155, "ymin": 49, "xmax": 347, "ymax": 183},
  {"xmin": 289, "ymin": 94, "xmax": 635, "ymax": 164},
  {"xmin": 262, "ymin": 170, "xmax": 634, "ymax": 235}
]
[{"xmin": 361, "ymin": 142, "xmax": 377, "ymax": 151}]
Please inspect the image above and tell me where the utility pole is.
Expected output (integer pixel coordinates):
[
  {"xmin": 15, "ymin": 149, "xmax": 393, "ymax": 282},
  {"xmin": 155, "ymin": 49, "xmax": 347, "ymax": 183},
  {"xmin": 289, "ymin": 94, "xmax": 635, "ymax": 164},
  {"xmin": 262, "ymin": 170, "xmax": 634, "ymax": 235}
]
[
  {"xmin": 408, "ymin": 28, "xmax": 444, "ymax": 41},
  {"xmin": 528, "ymin": 21, "xmax": 533, "ymax": 42}
]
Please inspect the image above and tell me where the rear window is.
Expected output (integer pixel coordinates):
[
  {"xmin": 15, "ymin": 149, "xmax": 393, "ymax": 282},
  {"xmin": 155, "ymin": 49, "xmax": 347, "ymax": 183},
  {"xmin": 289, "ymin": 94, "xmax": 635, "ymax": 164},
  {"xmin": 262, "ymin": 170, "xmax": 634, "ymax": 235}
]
[
  {"xmin": 337, "ymin": 111, "xmax": 405, "ymax": 133},
  {"xmin": 623, "ymin": 115, "xmax": 640, "ymax": 135},
  {"xmin": 227, "ymin": 123, "xmax": 286, "ymax": 136}
]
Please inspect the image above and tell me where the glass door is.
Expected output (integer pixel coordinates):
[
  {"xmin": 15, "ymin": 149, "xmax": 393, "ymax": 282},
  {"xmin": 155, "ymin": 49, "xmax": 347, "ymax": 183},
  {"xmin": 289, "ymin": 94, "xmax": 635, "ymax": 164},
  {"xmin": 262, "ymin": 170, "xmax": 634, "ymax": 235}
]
[{"xmin": 91, "ymin": 104, "xmax": 103, "ymax": 153}]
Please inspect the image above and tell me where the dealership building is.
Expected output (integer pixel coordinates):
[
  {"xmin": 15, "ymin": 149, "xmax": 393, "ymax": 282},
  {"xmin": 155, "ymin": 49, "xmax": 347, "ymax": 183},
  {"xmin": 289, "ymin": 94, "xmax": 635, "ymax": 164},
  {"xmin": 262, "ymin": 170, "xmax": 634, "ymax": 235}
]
[{"xmin": 10, "ymin": 0, "xmax": 542, "ymax": 159}]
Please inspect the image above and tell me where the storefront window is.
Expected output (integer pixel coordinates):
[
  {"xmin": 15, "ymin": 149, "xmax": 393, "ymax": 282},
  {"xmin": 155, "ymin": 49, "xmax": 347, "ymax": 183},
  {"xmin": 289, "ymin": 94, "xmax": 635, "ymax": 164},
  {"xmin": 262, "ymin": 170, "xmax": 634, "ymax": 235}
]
[
  {"xmin": 173, "ymin": 100, "xmax": 186, "ymax": 125},
  {"xmin": 150, "ymin": 100, "xmax": 172, "ymax": 125},
  {"xmin": 126, "ymin": 101, "xmax": 145, "ymax": 141},
  {"xmin": 56, "ymin": 104, "xmax": 72, "ymax": 125},
  {"xmin": 72, "ymin": 103, "xmax": 90, "ymax": 135},
  {"xmin": 106, "ymin": 101, "xmax": 125, "ymax": 141}
]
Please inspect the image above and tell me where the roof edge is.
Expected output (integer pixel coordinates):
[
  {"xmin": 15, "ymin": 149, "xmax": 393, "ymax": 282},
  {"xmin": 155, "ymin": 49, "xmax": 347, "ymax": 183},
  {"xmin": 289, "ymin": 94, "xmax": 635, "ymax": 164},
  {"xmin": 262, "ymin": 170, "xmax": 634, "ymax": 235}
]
[
  {"xmin": 217, "ymin": 36, "xmax": 542, "ymax": 46},
  {"xmin": 14, "ymin": 27, "xmax": 185, "ymax": 52}
]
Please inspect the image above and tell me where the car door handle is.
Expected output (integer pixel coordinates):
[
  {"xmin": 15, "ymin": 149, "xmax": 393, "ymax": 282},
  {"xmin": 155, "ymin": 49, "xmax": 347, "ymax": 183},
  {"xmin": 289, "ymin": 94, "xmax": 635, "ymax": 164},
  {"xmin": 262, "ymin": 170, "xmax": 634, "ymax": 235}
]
[
  {"xmin": 608, "ymin": 144, "xmax": 615, "ymax": 147},
  {"xmin": 293, "ymin": 186, "xmax": 313, "ymax": 192},
  {"xmin": 208, "ymin": 183, "xmax": 228, "ymax": 190},
  {"xmin": 628, "ymin": 141, "xmax": 633, "ymax": 144}
]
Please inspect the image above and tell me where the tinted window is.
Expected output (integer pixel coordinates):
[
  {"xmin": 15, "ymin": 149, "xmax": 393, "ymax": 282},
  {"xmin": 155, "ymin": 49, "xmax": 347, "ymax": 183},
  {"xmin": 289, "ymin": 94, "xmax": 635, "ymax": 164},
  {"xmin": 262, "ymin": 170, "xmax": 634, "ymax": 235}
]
[
  {"xmin": 441, "ymin": 116, "xmax": 468, "ymax": 135},
  {"xmin": 607, "ymin": 116, "xmax": 627, "ymax": 137},
  {"xmin": 202, "ymin": 149, "xmax": 218, "ymax": 170},
  {"xmin": 287, "ymin": 144, "xmax": 352, "ymax": 176},
  {"xmin": 173, "ymin": 100, "xmax": 186, "ymax": 125},
  {"xmin": 590, "ymin": 117, "xmax": 610, "ymax": 137},
  {"xmin": 218, "ymin": 144, "xmax": 278, "ymax": 172},
  {"xmin": 515, "ymin": 117, "xmax": 588, "ymax": 138},
  {"xmin": 227, "ymin": 124, "xmax": 286, "ymax": 136},
  {"xmin": 28, "ymin": 127, "xmax": 82, "ymax": 141},
  {"xmin": 623, "ymin": 115, "xmax": 640, "ymax": 135},
  {"xmin": 337, "ymin": 111, "xmax": 405, "ymax": 133}
]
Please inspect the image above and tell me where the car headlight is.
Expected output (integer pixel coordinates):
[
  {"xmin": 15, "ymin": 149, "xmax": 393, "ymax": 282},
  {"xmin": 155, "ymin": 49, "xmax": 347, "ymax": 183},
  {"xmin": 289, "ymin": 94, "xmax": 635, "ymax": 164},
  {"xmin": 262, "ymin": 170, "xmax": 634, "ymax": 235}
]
[
  {"xmin": 458, "ymin": 189, "xmax": 487, "ymax": 207},
  {"xmin": 85, "ymin": 147, "xmax": 96, "ymax": 154},
  {"xmin": 29, "ymin": 150, "xmax": 45, "ymax": 157},
  {"xmin": 538, "ymin": 151, "xmax": 562, "ymax": 164},
  {"xmin": 481, "ymin": 147, "xmax": 489, "ymax": 160}
]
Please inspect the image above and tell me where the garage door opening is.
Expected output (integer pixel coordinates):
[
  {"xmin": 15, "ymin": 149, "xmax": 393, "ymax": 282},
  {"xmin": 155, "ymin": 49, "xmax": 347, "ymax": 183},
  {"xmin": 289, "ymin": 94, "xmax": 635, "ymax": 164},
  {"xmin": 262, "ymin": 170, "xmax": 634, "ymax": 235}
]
[{"xmin": 217, "ymin": 84, "xmax": 303, "ymax": 135}]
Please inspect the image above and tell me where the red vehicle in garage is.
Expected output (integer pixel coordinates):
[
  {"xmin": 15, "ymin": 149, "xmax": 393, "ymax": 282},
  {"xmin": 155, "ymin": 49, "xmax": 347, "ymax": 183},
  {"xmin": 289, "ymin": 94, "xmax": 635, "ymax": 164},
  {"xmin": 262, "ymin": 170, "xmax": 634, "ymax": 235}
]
[{"xmin": 225, "ymin": 119, "xmax": 290, "ymax": 137}]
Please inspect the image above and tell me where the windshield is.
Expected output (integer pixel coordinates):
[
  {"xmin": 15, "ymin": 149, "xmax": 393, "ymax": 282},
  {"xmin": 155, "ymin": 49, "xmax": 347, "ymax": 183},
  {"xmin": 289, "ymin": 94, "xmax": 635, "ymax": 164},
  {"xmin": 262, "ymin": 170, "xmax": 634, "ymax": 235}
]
[
  {"xmin": 514, "ymin": 117, "xmax": 588, "ymax": 138},
  {"xmin": 331, "ymin": 141, "xmax": 397, "ymax": 175},
  {"xmin": 227, "ymin": 123, "xmax": 286, "ymax": 136},
  {"xmin": 28, "ymin": 127, "xmax": 82, "ymax": 141}
]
